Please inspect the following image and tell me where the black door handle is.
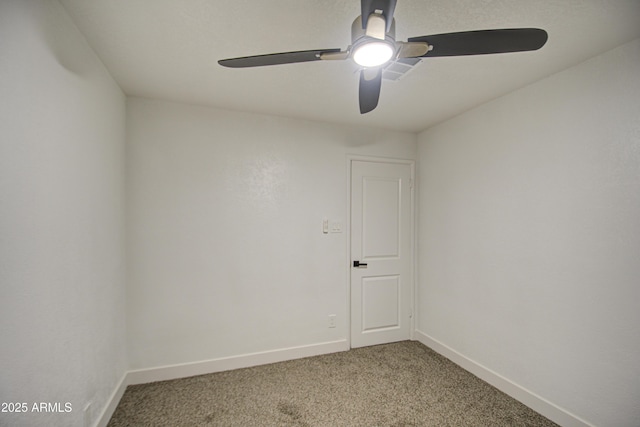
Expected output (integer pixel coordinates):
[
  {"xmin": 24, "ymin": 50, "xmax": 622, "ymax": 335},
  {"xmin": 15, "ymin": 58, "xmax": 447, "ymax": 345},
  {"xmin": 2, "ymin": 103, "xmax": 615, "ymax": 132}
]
[{"xmin": 353, "ymin": 260, "xmax": 368, "ymax": 268}]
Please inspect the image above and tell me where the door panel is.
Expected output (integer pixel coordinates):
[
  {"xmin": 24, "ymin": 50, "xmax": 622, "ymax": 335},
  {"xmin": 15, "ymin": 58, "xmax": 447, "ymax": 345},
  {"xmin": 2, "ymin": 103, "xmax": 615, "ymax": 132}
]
[
  {"xmin": 362, "ymin": 275, "xmax": 400, "ymax": 332},
  {"xmin": 351, "ymin": 160, "xmax": 413, "ymax": 348},
  {"xmin": 363, "ymin": 178, "xmax": 400, "ymax": 258}
]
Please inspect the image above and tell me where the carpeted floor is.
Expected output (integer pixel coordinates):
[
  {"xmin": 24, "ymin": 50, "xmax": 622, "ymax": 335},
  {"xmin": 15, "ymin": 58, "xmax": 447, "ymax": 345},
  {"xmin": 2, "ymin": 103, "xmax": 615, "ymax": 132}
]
[{"xmin": 108, "ymin": 341, "xmax": 558, "ymax": 426}]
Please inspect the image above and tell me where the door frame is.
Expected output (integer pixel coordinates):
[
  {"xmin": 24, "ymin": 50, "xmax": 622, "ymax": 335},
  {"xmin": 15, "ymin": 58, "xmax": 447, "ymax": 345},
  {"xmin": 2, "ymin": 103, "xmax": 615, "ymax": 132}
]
[{"xmin": 346, "ymin": 155, "xmax": 416, "ymax": 348}]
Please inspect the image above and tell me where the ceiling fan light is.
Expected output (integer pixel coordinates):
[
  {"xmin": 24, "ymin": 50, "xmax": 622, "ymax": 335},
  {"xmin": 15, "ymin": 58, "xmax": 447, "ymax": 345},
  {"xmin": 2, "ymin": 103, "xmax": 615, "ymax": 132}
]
[{"xmin": 352, "ymin": 41, "xmax": 394, "ymax": 67}]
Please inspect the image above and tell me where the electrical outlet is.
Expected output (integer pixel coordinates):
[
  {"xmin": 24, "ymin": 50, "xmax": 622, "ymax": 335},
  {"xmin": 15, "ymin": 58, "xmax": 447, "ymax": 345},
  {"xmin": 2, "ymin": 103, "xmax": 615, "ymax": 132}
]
[{"xmin": 328, "ymin": 314, "xmax": 336, "ymax": 328}]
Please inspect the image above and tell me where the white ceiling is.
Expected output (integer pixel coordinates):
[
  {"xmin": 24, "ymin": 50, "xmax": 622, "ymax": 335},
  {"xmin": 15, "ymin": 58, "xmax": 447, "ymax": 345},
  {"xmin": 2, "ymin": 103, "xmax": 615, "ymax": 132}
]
[{"xmin": 60, "ymin": 0, "xmax": 640, "ymax": 133}]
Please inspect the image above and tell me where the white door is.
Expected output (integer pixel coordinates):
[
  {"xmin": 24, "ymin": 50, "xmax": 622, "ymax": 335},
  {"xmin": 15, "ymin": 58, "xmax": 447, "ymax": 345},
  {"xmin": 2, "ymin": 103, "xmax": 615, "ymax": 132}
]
[{"xmin": 350, "ymin": 160, "xmax": 413, "ymax": 348}]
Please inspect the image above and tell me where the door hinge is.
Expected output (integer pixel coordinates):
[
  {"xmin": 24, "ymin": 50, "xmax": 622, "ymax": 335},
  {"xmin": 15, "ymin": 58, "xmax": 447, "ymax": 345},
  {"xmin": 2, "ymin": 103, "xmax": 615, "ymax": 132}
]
[{"xmin": 409, "ymin": 179, "xmax": 414, "ymax": 189}]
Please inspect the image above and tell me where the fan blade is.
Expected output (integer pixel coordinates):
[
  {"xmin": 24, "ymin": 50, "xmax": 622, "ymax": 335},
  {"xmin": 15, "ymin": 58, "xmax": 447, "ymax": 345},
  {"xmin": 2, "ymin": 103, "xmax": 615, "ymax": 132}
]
[
  {"xmin": 408, "ymin": 28, "xmax": 548, "ymax": 57},
  {"xmin": 359, "ymin": 68, "xmax": 383, "ymax": 114},
  {"xmin": 218, "ymin": 48, "xmax": 342, "ymax": 68},
  {"xmin": 361, "ymin": 0, "xmax": 397, "ymax": 33},
  {"xmin": 397, "ymin": 41, "xmax": 430, "ymax": 58}
]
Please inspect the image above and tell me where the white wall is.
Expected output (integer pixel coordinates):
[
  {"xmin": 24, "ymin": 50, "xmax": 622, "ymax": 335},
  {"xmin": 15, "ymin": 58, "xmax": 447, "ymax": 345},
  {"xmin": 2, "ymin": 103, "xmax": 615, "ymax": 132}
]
[
  {"xmin": 417, "ymin": 39, "xmax": 640, "ymax": 427},
  {"xmin": 0, "ymin": 1, "xmax": 127, "ymax": 426},
  {"xmin": 4, "ymin": 2, "xmax": 635, "ymax": 424},
  {"xmin": 126, "ymin": 97, "xmax": 416, "ymax": 370}
]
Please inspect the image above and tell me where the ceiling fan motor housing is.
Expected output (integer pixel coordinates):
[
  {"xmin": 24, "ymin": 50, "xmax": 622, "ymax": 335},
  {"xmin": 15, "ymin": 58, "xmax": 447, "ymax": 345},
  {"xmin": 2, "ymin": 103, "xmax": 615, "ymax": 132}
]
[{"xmin": 351, "ymin": 15, "xmax": 397, "ymax": 66}]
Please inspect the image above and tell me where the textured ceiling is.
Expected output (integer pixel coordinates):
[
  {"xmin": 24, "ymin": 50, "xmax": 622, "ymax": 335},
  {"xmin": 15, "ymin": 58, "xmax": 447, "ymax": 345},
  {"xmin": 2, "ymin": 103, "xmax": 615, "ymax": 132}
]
[{"xmin": 60, "ymin": 0, "xmax": 640, "ymax": 132}]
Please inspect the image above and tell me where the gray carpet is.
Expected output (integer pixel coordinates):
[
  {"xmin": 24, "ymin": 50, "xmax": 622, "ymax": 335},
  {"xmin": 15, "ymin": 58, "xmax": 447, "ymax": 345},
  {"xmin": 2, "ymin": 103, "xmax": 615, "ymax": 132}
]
[{"xmin": 108, "ymin": 341, "xmax": 558, "ymax": 426}]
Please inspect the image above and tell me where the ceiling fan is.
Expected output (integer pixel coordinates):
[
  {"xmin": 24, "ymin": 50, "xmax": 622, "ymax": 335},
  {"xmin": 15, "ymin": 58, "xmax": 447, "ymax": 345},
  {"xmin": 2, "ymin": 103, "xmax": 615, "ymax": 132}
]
[{"xmin": 218, "ymin": 0, "xmax": 548, "ymax": 114}]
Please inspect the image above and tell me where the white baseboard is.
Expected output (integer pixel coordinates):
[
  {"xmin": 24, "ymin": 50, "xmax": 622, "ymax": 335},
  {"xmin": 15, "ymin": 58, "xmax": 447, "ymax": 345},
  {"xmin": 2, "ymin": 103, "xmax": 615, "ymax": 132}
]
[
  {"xmin": 127, "ymin": 339, "xmax": 349, "ymax": 385},
  {"xmin": 413, "ymin": 330, "xmax": 594, "ymax": 427},
  {"xmin": 96, "ymin": 373, "xmax": 128, "ymax": 427}
]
